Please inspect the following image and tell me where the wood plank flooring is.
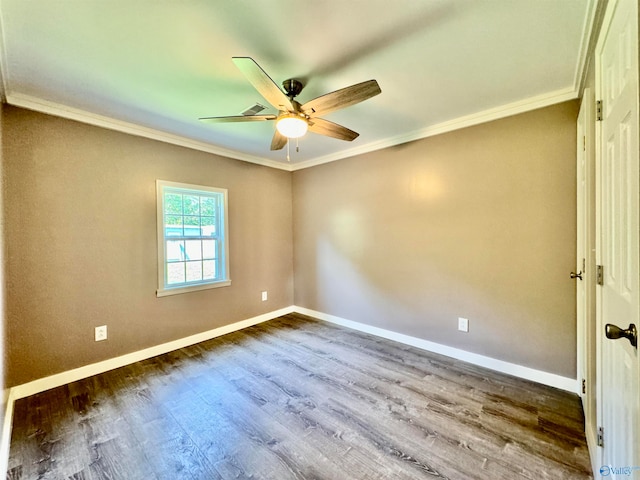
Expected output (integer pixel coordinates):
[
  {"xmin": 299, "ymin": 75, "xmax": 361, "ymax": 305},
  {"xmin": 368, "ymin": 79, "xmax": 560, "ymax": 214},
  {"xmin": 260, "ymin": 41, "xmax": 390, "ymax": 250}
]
[{"xmin": 7, "ymin": 313, "xmax": 593, "ymax": 479}]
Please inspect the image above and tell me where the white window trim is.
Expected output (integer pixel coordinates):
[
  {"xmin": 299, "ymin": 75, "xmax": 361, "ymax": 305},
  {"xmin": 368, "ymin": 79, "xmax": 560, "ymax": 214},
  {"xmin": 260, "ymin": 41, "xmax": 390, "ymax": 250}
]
[{"xmin": 156, "ymin": 180, "xmax": 231, "ymax": 297}]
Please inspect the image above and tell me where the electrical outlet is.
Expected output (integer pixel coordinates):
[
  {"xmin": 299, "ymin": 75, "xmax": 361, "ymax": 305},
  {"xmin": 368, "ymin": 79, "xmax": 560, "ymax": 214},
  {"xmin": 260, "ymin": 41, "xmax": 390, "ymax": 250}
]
[
  {"xmin": 458, "ymin": 317, "xmax": 469, "ymax": 333},
  {"xmin": 95, "ymin": 325, "xmax": 107, "ymax": 342},
  {"xmin": 261, "ymin": 291, "xmax": 268, "ymax": 301}
]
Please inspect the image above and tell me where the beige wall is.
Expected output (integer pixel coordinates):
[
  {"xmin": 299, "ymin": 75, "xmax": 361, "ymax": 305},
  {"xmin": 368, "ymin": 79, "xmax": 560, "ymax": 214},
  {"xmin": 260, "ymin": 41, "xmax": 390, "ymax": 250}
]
[
  {"xmin": 3, "ymin": 106, "xmax": 294, "ymax": 386},
  {"xmin": 293, "ymin": 101, "xmax": 579, "ymax": 378},
  {"xmin": 0, "ymin": 103, "xmax": 5, "ymax": 426},
  {"xmin": 4, "ymin": 100, "xmax": 579, "ymax": 386}
]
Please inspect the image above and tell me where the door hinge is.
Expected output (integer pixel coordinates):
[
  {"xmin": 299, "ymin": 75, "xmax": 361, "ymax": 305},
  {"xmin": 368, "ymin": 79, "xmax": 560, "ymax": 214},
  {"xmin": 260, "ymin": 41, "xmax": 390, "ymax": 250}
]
[
  {"xmin": 582, "ymin": 378, "xmax": 586, "ymax": 394},
  {"xmin": 598, "ymin": 426, "xmax": 604, "ymax": 447},
  {"xmin": 596, "ymin": 100, "xmax": 603, "ymax": 121},
  {"xmin": 597, "ymin": 265, "xmax": 604, "ymax": 286}
]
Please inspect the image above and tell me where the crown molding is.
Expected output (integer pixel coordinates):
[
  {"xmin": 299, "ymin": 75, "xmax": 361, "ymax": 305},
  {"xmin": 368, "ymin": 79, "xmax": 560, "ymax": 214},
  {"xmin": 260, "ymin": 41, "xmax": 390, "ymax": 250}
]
[
  {"xmin": 6, "ymin": 87, "xmax": 578, "ymax": 174},
  {"xmin": 5, "ymin": 92, "xmax": 294, "ymax": 171},
  {"xmin": 573, "ymin": 0, "xmax": 607, "ymax": 95},
  {"xmin": 290, "ymin": 86, "xmax": 578, "ymax": 171},
  {"xmin": 290, "ymin": 0, "xmax": 601, "ymax": 171}
]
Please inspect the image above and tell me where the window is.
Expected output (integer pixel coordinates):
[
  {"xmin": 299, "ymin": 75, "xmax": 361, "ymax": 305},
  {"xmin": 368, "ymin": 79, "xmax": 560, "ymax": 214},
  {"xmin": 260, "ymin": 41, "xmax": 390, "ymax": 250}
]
[{"xmin": 156, "ymin": 180, "xmax": 230, "ymax": 297}]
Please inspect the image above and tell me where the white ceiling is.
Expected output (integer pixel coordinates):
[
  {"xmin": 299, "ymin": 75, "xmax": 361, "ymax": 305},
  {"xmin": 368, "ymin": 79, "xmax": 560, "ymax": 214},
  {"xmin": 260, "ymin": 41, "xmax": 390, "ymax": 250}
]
[{"xmin": 0, "ymin": 0, "xmax": 597, "ymax": 170}]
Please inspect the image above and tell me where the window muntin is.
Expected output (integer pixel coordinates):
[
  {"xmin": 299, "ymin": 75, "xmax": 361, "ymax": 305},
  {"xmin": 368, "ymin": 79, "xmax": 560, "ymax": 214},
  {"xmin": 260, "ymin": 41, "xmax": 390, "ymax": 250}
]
[{"xmin": 157, "ymin": 180, "xmax": 230, "ymax": 297}]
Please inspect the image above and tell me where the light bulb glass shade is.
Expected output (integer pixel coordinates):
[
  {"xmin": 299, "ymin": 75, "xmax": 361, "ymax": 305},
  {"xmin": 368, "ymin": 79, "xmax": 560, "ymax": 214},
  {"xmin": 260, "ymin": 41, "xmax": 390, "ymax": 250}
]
[{"xmin": 276, "ymin": 115, "xmax": 308, "ymax": 138}]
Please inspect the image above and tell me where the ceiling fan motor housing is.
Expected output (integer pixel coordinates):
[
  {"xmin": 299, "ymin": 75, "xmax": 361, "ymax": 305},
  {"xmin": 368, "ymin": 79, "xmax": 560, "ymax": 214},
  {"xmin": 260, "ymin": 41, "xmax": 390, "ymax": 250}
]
[{"xmin": 282, "ymin": 79, "xmax": 304, "ymax": 99}]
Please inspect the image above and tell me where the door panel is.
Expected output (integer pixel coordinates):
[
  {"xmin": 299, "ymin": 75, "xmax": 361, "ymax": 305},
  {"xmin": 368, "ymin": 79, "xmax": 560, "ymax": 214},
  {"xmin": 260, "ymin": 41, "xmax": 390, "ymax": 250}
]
[{"xmin": 597, "ymin": 0, "xmax": 639, "ymax": 474}]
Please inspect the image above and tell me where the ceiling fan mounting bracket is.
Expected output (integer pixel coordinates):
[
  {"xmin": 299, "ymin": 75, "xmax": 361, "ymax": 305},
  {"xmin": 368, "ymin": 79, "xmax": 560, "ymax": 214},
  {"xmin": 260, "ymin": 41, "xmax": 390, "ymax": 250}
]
[{"xmin": 282, "ymin": 79, "xmax": 304, "ymax": 99}]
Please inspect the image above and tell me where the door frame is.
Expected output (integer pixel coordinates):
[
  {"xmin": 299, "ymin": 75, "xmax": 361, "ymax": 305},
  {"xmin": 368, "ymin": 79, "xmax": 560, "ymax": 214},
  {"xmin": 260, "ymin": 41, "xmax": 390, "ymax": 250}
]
[{"xmin": 576, "ymin": 89, "xmax": 598, "ymax": 470}]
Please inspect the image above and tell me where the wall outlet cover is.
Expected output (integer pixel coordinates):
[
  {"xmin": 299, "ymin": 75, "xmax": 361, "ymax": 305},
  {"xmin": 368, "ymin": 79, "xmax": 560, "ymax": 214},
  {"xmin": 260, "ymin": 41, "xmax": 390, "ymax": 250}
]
[
  {"xmin": 95, "ymin": 325, "xmax": 108, "ymax": 341},
  {"xmin": 458, "ymin": 317, "xmax": 469, "ymax": 333}
]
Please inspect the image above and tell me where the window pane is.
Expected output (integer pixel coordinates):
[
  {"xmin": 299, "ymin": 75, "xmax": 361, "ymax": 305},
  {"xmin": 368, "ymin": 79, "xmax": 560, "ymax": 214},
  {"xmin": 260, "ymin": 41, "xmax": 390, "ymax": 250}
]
[
  {"xmin": 202, "ymin": 239, "xmax": 216, "ymax": 259},
  {"xmin": 185, "ymin": 240, "xmax": 202, "ymax": 260},
  {"xmin": 166, "ymin": 240, "xmax": 184, "ymax": 262},
  {"xmin": 167, "ymin": 262, "xmax": 185, "ymax": 284},
  {"xmin": 165, "ymin": 215, "xmax": 183, "ymax": 237},
  {"xmin": 186, "ymin": 261, "xmax": 203, "ymax": 282},
  {"xmin": 201, "ymin": 216, "xmax": 216, "ymax": 236},
  {"xmin": 183, "ymin": 195, "xmax": 200, "ymax": 215},
  {"xmin": 164, "ymin": 193, "xmax": 183, "ymax": 214},
  {"xmin": 201, "ymin": 197, "xmax": 216, "ymax": 216},
  {"xmin": 203, "ymin": 260, "xmax": 216, "ymax": 280},
  {"xmin": 183, "ymin": 216, "xmax": 201, "ymax": 236}
]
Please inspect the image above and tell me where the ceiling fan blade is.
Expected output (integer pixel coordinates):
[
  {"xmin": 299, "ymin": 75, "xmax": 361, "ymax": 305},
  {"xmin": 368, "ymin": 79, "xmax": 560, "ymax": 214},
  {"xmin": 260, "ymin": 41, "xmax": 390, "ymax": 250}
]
[
  {"xmin": 198, "ymin": 114, "xmax": 276, "ymax": 123},
  {"xmin": 232, "ymin": 57, "xmax": 294, "ymax": 112},
  {"xmin": 270, "ymin": 129, "xmax": 288, "ymax": 150},
  {"xmin": 308, "ymin": 117, "xmax": 359, "ymax": 141},
  {"xmin": 301, "ymin": 80, "xmax": 381, "ymax": 117}
]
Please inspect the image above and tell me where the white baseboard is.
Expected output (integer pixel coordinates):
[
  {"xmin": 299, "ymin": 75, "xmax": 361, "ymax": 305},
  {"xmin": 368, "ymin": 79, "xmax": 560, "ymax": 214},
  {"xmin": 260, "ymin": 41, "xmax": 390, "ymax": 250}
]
[
  {"xmin": 293, "ymin": 306, "xmax": 578, "ymax": 393},
  {"xmin": 584, "ymin": 423, "xmax": 600, "ymax": 478},
  {"xmin": 0, "ymin": 389, "xmax": 15, "ymax": 479},
  {"xmin": 3, "ymin": 305, "xmax": 579, "ymax": 401},
  {"xmin": 9, "ymin": 306, "xmax": 295, "ymax": 401},
  {"xmin": 0, "ymin": 306, "xmax": 292, "ymax": 473}
]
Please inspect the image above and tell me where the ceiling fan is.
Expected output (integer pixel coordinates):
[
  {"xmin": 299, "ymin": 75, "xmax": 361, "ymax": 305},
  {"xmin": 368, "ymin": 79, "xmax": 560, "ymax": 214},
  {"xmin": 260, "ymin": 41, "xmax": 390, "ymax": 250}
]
[{"xmin": 199, "ymin": 57, "xmax": 381, "ymax": 151}]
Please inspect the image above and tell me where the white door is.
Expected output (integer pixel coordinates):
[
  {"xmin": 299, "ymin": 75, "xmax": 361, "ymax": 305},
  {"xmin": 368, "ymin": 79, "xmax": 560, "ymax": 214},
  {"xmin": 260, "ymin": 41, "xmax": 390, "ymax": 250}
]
[{"xmin": 596, "ymin": 0, "xmax": 639, "ymax": 476}]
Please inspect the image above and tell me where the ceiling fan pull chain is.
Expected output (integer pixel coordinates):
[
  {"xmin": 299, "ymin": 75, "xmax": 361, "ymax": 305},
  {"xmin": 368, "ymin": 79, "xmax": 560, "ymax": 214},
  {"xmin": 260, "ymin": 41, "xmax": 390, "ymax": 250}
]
[
  {"xmin": 287, "ymin": 140, "xmax": 290, "ymax": 162},
  {"xmin": 296, "ymin": 137, "xmax": 299, "ymax": 153}
]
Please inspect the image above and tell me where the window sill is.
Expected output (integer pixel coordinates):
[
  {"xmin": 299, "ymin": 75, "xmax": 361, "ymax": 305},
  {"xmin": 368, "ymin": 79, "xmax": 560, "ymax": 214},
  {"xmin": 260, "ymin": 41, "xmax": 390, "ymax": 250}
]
[{"xmin": 157, "ymin": 279, "xmax": 232, "ymax": 298}]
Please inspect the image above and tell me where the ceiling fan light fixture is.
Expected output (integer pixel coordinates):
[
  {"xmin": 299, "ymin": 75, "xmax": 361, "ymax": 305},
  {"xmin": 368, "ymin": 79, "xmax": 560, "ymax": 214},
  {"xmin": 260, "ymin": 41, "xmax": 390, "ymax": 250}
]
[{"xmin": 276, "ymin": 115, "xmax": 308, "ymax": 138}]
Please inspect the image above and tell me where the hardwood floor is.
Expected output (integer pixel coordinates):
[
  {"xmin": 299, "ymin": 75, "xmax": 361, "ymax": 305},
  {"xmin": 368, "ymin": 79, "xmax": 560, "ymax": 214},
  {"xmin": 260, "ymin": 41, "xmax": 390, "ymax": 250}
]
[{"xmin": 7, "ymin": 313, "xmax": 593, "ymax": 479}]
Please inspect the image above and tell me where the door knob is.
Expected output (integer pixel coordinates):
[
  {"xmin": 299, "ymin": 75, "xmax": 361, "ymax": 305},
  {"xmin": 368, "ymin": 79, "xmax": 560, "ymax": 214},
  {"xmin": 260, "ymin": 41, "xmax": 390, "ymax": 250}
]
[
  {"xmin": 605, "ymin": 323, "xmax": 637, "ymax": 348},
  {"xmin": 570, "ymin": 271, "xmax": 583, "ymax": 280}
]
